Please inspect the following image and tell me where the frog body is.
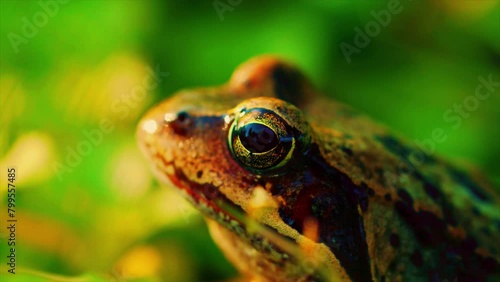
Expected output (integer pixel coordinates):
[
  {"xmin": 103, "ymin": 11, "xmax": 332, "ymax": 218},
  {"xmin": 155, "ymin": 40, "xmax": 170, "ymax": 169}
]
[{"xmin": 137, "ymin": 56, "xmax": 500, "ymax": 281}]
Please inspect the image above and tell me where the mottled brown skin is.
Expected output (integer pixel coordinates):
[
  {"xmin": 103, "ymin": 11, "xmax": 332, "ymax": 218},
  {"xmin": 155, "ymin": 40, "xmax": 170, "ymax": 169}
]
[{"xmin": 137, "ymin": 56, "xmax": 500, "ymax": 281}]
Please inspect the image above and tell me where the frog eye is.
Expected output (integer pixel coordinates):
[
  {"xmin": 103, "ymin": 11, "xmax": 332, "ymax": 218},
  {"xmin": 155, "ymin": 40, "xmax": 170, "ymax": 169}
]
[{"xmin": 228, "ymin": 98, "xmax": 311, "ymax": 174}]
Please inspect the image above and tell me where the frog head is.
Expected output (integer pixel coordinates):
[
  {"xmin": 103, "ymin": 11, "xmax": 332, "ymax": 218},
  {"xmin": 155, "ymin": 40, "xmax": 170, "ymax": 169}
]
[{"xmin": 137, "ymin": 56, "xmax": 348, "ymax": 281}]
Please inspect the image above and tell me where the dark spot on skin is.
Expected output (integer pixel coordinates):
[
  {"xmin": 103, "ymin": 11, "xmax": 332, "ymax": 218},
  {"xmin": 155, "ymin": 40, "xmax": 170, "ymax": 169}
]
[
  {"xmin": 471, "ymin": 206, "xmax": 481, "ymax": 216},
  {"xmin": 480, "ymin": 226, "xmax": 491, "ymax": 235},
  {"xmin": 397, "ymin": 189, "xmax": 413, "ymax": 206},
  {"xmin": 384, "ymin": 193, "xmax": 392, "ymax": 201},
  {"xmin": 341, "ymin": 147, "xmax": 353, "ymax": 156},
  {"xmin": 394, "ymin": 201, "xmax": 413, "ymax": 220},
  {"xmin": 196, "ymin": 170, "xmax": 203, "ymax": 178},
  {"xmin": 368, "ymin": 188, "xmax": 375, "ymax": 197},
  {"xmin": 448, "ymin": 167, "xmax": 489, "ymax": 202},
  {"xmin": 415, "ymin": 227, "xmax": 433, "ymax": 246},
  {"xmin": 417, "ymin": 211, "xmax": 446, "ymax": 245},
  {"xmin": 357, "ymin": 160, "xmax": 371, "ymax": 178},
  {"xmin": 271, "ymin": 64, "xmax": 306, "ymax": 106},
  {"xmin": 390, "ymin": 233, "xmax": 400, "ymax": 248},
  {"xmin": 423, "ymin": 182, "xmax": 442, "ymax": 200},
  {"xmin": 410, "ymin": 250, "xmax": 423, "ymax": 267}
]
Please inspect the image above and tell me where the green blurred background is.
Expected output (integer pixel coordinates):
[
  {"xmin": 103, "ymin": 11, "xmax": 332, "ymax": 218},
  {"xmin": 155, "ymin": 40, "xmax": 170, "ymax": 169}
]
[{"xmin": 0, "ymin": 0, "xmax": 499, "ymax": 281}]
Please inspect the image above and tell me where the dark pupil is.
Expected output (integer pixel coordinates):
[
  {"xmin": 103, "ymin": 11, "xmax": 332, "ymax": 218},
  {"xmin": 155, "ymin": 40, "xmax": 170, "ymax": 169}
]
[{"xmin": 239, "ymin": 123, "xmax": 278, "ymax": 153}]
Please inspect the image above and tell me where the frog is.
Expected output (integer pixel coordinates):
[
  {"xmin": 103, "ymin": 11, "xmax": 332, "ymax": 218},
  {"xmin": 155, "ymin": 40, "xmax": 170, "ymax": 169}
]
[{"xmin": 137, "ymin": 56, "xmax": 500, "ymax": 281}]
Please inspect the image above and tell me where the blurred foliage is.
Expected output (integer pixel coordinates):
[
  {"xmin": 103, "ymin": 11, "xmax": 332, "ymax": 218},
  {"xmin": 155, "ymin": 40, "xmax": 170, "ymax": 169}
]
[{"xmin": 0, "ymin": 0, "xmax": 499, "ymax": 281}]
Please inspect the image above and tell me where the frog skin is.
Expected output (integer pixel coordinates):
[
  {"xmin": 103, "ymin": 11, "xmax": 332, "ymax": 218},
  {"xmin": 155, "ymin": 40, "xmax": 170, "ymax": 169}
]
[{"xmin": 137, "ymin": 56, "xmax": 500, "ymax": 281}]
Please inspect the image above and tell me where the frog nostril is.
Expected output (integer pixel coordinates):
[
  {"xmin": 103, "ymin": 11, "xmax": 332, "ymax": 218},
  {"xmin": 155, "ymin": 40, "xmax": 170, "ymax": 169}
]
[
  {"xmin": 169, "ymin": 111, "xmax": 193, "ymax": 135},
  {"xmin": 177, "ymin": 111, "xmax": 189, "ymax": 123}
]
